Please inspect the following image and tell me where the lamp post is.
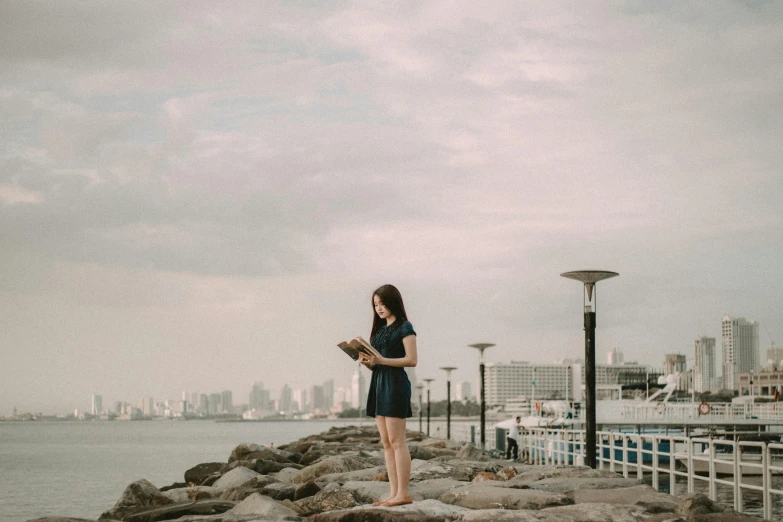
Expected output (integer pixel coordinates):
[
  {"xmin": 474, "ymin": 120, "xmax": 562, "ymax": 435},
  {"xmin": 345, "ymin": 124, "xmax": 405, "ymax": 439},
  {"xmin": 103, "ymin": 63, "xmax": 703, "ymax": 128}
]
[
  {"xmin": 561, "ymin": 270, "xmax": 619, "ymax": 469},
  {"xmin": 468, "ymin": 343, "xmax": 495, "ymax": 450},
  {"xmin": 440, "ymin": 367, "xmax": 457, "ymax": 439},
  {"xmin": 416, "ymin": 384, "xmax": 424, "ymax": 433},
  {"xmin": 423, "ymin": 378, "xmax": 435, "ymax": 437}
]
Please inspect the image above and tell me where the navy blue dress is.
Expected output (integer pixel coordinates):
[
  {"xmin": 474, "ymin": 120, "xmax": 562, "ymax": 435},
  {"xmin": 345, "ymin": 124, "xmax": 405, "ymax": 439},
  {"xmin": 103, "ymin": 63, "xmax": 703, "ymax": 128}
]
[{"xmin": 366, "ymin": 320, "xmax": 416, "ymax": 418}]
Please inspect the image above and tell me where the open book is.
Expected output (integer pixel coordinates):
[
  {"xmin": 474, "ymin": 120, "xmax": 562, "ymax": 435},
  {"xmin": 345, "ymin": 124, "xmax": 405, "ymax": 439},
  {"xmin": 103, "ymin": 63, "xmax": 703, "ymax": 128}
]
[{"xmin": 337, "ymin": 336, "xmax": 382, "ymax": 361}]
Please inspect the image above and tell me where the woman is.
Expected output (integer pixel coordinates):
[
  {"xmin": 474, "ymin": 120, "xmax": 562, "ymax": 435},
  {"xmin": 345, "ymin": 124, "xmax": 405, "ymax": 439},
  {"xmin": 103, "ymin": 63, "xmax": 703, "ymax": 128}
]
[{"xmin": 359, "ymin": 284, "xmax": 418, "ymax": 507}]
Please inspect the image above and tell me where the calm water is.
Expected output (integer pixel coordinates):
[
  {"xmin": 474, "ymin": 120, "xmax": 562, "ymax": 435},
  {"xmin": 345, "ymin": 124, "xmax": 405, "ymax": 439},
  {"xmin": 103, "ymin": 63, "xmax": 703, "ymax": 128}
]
[{"xmin": 0, "ymin": 419, "xmax": 364, "ymax": 521}]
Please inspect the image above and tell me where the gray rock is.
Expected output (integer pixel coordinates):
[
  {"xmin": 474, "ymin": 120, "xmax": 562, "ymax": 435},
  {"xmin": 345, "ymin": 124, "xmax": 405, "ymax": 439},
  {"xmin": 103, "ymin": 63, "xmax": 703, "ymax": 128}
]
[
  {"xmin": 184, "ymin": 462, "xmax": 224, "ymax": 485},
  {"xmin": 100, "ymin": 479, "xmax": 174, "ymax": 521},
  {"xmin": 413, "ymin": 478, "xmax": 466, "ymax": 499},
  {"xmin": 223, "ymin": 458, "xmax": 302, "ymax": 475},
  {"xmin": 427, "ymin": 448, "xmax": 459, "ymax": 458},
  {"xmin": 677, "ymin": 493, "xmax": 725, "ymax": 515},
  {"xmin": 273, "ymin": 467, "xmax": 302, "ymax": 484},
  {"xmin": 223, "ymin": 492, "xmax": 300, "ymax": 519},
  {"xmin": 213, "ymin": 466, "xmax": 262, "ymax": 491},
  {"xmin": 122, "ymin": 499, "xmax": 236, "ymax": 522},
  {"xmin": 259, "ymin": 482, "xmax": 297, "ymax": 501},
  {"xmin": 341, "ymin": 480, "xmax": 424, "ymax": 504},
  {"xmin": 294, "ymin": 480, "xmax": 321, "ymax": 500},
  {"xmin": 508, "ymin": 465, "xmax": 621, "ymax": 485},
  {"xmin": 408, "ymin": 444, "xmax": 436, "ymax": 461},
  {"xmin": 228, "ymin": 443, "xmax": 298, "ymax": 465},
  {"xmin": 309, "ymin": 484, "xmax": 358, "ymax": 512},
  {"xmin": 160, "ymin": 486, "xmax": 217, "ymax": 503},
  {"xmin": 438, "ymin": 483, "xmax": 573, "ymax": 510},
  {"xmin": 315, "ymin": 466, "xmax": 385, "ymax": 484},
  {"xmin": 527, "ymin": 477, "xmax": 645, "ymax": 493},
  {"xmin": 409, "ymin": 459, "xmax": 498, "ymax": 482},
  {"xmin": 458, "ymin": 502, "xmax": 650, "ymax": 521},
  {"xmin": 455, "ymin": 443, "xmax": 487, "ymax": 461},
  {"xmin": 219, "ymin": 486, "xmax": 260, "ymax": 502},
  {"xmin": 570, "ymin": 485, "xmax": 677, "ymax": 513},
  {"xmin": 295, "ymin": 456, "xmax": 374, "ymax": 483},
  {"xmin": 307, "ymin": 498, "xmax": 467, "ymax": 521}
]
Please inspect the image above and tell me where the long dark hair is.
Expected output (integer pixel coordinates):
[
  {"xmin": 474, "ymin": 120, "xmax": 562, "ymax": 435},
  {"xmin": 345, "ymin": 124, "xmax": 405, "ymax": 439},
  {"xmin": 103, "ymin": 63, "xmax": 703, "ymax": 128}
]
[{"xmin": 370, "ymin": 284, "xmax": 408, "ymax": 339}]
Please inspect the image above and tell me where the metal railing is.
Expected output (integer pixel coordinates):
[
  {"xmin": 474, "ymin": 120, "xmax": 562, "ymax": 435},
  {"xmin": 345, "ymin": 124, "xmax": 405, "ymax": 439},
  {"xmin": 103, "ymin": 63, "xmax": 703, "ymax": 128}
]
[
  {"xmin": 519, "ymin": 427, "xmax": 783, "ymax": 520},
  {"xmin": 598, "ymin": 401, "xmax": 783, "ymax": 425}
]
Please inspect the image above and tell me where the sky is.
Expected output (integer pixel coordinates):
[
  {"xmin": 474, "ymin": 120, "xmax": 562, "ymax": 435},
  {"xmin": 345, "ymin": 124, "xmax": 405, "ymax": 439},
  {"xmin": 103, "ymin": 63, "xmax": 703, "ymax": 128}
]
[{"xmin": 1, "ymin": 1, "xmax": 781, "ymax": 414}]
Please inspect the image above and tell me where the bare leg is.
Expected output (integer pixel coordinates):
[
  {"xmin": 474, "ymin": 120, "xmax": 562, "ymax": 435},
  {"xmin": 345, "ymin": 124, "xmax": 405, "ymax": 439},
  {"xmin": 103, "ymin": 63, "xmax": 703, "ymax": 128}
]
[
  {"xmin": 384, "ymin": 416, "xmax": 412, "ymax": 504},
  {"xmin": 374, "ymin": 415, "xmax": 397, "ymax": 504}
]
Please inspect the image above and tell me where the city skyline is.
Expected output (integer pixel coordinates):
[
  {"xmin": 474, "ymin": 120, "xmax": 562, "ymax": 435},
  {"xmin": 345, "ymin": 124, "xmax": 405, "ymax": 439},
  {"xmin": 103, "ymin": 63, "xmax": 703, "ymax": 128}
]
[{"xmin": 2, "ymin": 3, "xmax": 781, "ymax": 414}]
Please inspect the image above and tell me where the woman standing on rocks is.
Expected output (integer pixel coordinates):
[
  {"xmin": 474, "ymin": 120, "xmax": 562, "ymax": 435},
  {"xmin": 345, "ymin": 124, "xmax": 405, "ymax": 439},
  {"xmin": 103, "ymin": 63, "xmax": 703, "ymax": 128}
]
[{"xmin": 359, "ymin": 284, "xmax": 417, "ymax": 507}]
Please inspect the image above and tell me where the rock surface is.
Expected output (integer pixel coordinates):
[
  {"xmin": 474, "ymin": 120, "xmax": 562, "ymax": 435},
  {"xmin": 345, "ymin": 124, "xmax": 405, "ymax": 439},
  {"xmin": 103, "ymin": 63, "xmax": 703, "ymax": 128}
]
[{"xmin": 37, "ymin": 424, "xmax": 763, "ymax": 522}]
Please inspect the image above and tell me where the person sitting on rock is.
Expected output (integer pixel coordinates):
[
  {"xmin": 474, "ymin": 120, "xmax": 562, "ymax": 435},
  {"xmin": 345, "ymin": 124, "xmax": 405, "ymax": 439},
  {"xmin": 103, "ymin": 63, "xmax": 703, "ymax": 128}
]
[{"xmin": 359, "ymin": 284, "xmax": 418, "ymax": 507}]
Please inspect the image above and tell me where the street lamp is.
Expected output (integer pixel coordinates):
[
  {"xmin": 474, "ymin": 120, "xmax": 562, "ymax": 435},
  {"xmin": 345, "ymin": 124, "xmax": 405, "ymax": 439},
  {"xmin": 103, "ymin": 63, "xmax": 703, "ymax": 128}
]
[
  {"xmin": 440, "ymin": 367, "xmax": 457, "ymax": 439},
  {"xmin": 416, "ymin": 384, "xmax": 424, "ymax": 433},
  {"xmin": 561, "ymin": 270, "xmax": 619, "ymax": 469},
  {"xmin": 423, "ymin": 378, "xmax": 435, "ymax": 437},
  {"xmin": 468, "ymin": 343, "xmax": 495, "ymax": 450}
]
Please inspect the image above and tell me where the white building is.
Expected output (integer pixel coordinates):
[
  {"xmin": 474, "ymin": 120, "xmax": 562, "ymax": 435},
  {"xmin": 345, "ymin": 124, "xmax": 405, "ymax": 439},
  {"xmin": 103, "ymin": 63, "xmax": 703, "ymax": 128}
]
[
  {"xmin": 484, "ymin": 361, "xmax": 575, "ymax": 406},
  {"xmin": 351, "ymin": 364, "xmax": 367, "ymax": 410},
  {"xmin": 607, "ymin": 347, "xmax": 624, "ymax": 365},
  {"xmin": 694, "ymin": 336, "xmax": 716, "ymax": 392},
  {"xmin": 91, "ymin": 394, "xmax": 102, "ymax": 416},
  {"xmin": 722, "ymin": 315, "xmax": 760, "ymax": 390}
]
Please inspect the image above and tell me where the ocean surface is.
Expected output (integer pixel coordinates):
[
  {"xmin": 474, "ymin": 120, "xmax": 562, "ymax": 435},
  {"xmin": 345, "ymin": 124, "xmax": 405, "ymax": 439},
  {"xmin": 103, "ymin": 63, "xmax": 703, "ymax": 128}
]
[{"xmin": 0, "ymin": 419, "xmax": 370, "ymax": 521}]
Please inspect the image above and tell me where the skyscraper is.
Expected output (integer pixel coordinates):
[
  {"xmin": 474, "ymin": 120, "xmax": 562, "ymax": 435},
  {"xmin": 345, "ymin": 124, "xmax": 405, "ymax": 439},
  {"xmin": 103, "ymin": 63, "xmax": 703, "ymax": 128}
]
[
  {"xmin": 249, "ymin": 382, "xmax": 270, "ymax": 411},
  {"xmin": 694, "ymin": 336, "xmax": 716, "ymax": 392},
  {"xmin": 221, "ymin": 390, "xmax": 233, "ymax": 413},
  {"xmin": 351, "ymin": 364, "xmax": 367, "ymax": 410},
  {"xmin": 607, "ymin": 347, "xmax": 624, "ymax": 365},
  {"xmin": 279, "ymin": 384, "xmax": 293, "ymax": 413},
  {"xmin": 722, "ymin": 315, "xmax": 760, "ymax": 390},
  {"xmin": 91, "ymin": 394, "xmax": 102, "ymax": 415}
]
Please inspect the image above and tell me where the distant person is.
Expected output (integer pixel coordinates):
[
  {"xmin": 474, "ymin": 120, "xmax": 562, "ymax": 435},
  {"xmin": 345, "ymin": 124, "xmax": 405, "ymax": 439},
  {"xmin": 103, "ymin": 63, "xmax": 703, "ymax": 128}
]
[
  {"xmin": 270, "ymin": 442, "xmax": 274, "ymax": 448},
  {"xmin": 506, "ymin": 416, "xmax": 521, "ymax": 461},
  {"xmin": 359, "ymin": 284, "xmax": 418, "ymax": 507}
]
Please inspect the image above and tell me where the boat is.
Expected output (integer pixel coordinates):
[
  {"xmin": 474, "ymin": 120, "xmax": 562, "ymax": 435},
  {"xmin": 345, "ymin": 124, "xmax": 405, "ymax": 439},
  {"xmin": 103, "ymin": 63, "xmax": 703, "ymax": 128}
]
[{"xmin": 675, "ymin": 451, "xmax": 783, "ymax": 476}]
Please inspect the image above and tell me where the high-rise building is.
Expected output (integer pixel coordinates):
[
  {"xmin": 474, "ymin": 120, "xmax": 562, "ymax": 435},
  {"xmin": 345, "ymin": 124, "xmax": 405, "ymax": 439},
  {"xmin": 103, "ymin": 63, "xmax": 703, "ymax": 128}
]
[
  {"xmin": 722, "ymin": 315, "xmax": 760, "ymax": 390},
  {"xmin": 208, "ymin": 393, "xmax": 222, "ymax": 414},
  {"xmin": 292, "ymin": 388, "xmax": 307, "ymax": 413},
  {"xmin": 249, "ymin": 382, "xmax": 271, "ymax": 411},
  {"xmin": 456, "ymin": 381, "xmax": 473, "ymax": 402},
  {"xmin": 351, "ymin": 365, "xmax": 367, "ymax": 410},
  {"xmin": 664, "ymin": 353, "xmax": 687, "ymax": 375},
  {"xmin": 279, "ymin": 384, "xmax": 293, "ymax": 413},
  {"xmin": 694, "ymin": 337, "xmax": 717, "ymax": 392},
  {"xmin": 199, "ymin": 394, "xmax": 208, "ymax": 413},
  {"xmin": 221, "ymin": 390, "xmax": 233, "ymax": 413},
  {"xmin": 140, "ymin": 397, "xmax": 154, "ymax": 418},
  {"xmin": 91, "ymin": 394, "xmax": 103, "ymax": 415},
  {"xmin": 322, "ymin": 380, "xmax": 335, "ymax": 412},
  {"xmin": 310, "ymin": 384, "xmax": 325, "ymax": 413},
  {"xmin": 607, "ymin": 347, "xmax": 624, "ymax": 365}
]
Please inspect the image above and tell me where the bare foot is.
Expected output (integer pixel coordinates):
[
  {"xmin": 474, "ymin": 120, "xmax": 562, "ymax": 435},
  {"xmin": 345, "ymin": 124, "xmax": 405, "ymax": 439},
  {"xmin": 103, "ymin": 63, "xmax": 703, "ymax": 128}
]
[
  {"xmin": 382, "ymin": 496, "xmax": 413, "ymax": 507},
  {"xmin": 372, "ymin": 494, "xmax": 395, "ymax": 506}
]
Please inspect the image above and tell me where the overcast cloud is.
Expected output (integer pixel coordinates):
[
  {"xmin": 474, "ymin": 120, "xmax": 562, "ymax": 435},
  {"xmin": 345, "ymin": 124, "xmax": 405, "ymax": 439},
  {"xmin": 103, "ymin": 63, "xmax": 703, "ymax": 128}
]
[{"xmin": 1, "ymin": 1, "xmax": 781, "ymax": 413}]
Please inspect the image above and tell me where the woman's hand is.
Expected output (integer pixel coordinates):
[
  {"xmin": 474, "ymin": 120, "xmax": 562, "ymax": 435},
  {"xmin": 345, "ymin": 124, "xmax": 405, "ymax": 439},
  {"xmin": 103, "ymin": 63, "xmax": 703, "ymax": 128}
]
[{"xmin": 359, "ymin": 353, "xmax": 380, "ymax": 369}]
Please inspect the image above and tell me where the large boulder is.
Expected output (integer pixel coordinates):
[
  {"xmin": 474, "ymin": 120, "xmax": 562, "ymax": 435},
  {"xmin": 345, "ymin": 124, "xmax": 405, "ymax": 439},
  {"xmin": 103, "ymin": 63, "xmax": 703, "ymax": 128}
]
[
  {"xmin": 26, "ymin": 519, "xmax": 95, "ymax": 522},
  {"xmin": 294, "ymin": 484, "xmax": 358, "ymax": 514},
  {"xmin": 413, "ymin": 478, "xmax": 466, "ymax": 499},
  {"xmin": 222, "ymin": 492, "xmax": 300, "ymax": 519},
  {"xmin": 409, "ymin": 459, "xmax": 499, "ymax": 482},
  {"xmin": 160, "ymin": 485, "xmax": 216, "ymax": 503},
  {"xmin": 121, "ymin": 499, "xmax": 237, "ymax": 521},
  {"xmin": 527, "ymin": 477, "xmax": 645, "ymax": 493},
  {"xmin": 259, "ymin": 481, "xmax": 297, "ymax": 501},
  {"xmin": 677, "ymin": 493, "xmax": 725, "ymax": 515},
  {"xmin": 99, "ymin": 479, "xmax": 174, "ymax": 520},
  {"xmin": 228, "ymin": 443, "xmax": 298, "ymax": 465},
  {"xmin": 294, "ymin": 480, "xmax": 321, "ymax": 500},
  {"xmin": 296, "ymin": 456, "xmax": 374, "ymax": 483},
  {"xmin": 273, "ymin": 467, "xmax": 302, "ymax": 484},
  {"xmin": 459, "ymin": 502, "xmax": 650, "ymax": 521},
  {"xmin": 316, "ymin": 466, "xmax": 385, "ymax": 484},
  {"xmin": 340, "ymin": 480, "xmax": 424, "ymax": 504},
  {"xmin": 570, "ymin": 485, "xmax": 677, "ymax": 513},
  {"xmin": 222, "ymin": 458, "xmax": 302, "ymax": 475},
  {"xmin": 508, "ymin": 465, "xmax": 621, "ymax": 485},
  {"xmin": 408, "ymin": 444, "xmax": 436, "ymax": 461},
  {"xmin": 307, "ymin": 499, "xmax": 467, "ymax": 521},
  {"xmin": 183, "ymin": 462, "xmax": 224, "ymax": 485},
  {"xmin": 212, "ymin": 466, "xmax": 262, "ymax": 491},
  {"xmin": 438, "ymin": 483, "xmax": 573, "ymax": 510},
  {"xmin": 455, "ymin": 443, "xmax": 488, "ymax": 461}
]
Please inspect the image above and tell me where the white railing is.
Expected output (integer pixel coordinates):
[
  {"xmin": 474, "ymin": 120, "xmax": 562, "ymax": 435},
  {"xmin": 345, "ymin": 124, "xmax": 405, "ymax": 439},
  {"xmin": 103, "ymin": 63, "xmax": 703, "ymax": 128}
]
[
  {"xmin": 520, "ymin": 428, "xmax": 783, "ymax": 520},
  {"xmin": 449, "ymin": 422, "xmax": 496, "ymax": 451},
  {"xmin": 598, "ymin": 401, "xmax": 783, "ymax": 424}
]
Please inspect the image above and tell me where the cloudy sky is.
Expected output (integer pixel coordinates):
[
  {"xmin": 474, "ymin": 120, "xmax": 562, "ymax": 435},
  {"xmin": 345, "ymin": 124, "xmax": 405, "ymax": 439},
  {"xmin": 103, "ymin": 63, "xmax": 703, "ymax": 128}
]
[{"xmin": 1, "ymin": 1, "xmax": 781, "ymax": 414}]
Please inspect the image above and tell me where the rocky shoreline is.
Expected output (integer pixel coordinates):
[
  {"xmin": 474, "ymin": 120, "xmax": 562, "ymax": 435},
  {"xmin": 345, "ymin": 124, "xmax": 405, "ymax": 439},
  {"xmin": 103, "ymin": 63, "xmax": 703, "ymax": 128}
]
[{"xmin": 29, "ymin": 425, "xmax": 762, "ymax": 522}]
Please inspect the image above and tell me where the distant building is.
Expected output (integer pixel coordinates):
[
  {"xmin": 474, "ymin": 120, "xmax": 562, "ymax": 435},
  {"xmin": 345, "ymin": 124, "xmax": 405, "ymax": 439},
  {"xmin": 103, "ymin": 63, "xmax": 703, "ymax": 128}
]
[
  {"xmin": 351, "ymin": 365, "xmax": 367, "ymax": 410},
  {"xmin": 767, "ymin": 347, "xmax": 783, "ymax": 366},
  {"xmin": 607, "ymin": 347, "xmax": 624, "ymax": 365},
  {"xmin": 140, "ymin": 397, "xmax": 154, "ymax": 418},
  {"xmin": 199, "ymin": 394, "xmax": 208, "ymax": 413},
  {"xmin": 722, "ymin": 315, "xmax": 760, "ymax": 390},
  {"xmin": 292, "ymin": 388, "xmax": 307, "ymax": 413},
  {"xmin": 664, "ymin": 353, "xmax": 688, "ymax": 390},
  {"xmin": 694, "ymin": 337, "xmax": 717, "ymax": 392},
  {"xmin": 249, "ymin": 382, "xmax": 271, "ymax": 412},
  {"xmin": 322, "ymin": 380, "xmax": 334, "ymax": 412},
  {"xmin": 221, "ymin": 390, "xmax": 233, "ymax": 413},
  {"xmin": 208, "ymin": 393, "xmax": 221, "ymax": 415},
  {"xmin": 485, "ymin": 361, "xmax": 575, "ymax": 406},
  {"xmin": 91, "ymin": 394, "xmax": 102, "ymax": 416},
  {"xmin": 456, "ymin": 381, "xmax": 473, "ymax": 402},
  {"xmin": 739, "ymin": 369, "xmax": 783, "ymax": 396},
  {"xmin": 279, "ymin": 384, "xmax": 293, "ymax": 413}
]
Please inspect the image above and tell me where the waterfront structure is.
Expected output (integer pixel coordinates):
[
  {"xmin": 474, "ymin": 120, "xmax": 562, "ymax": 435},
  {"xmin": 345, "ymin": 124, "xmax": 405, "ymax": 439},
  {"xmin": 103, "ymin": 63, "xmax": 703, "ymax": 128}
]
[
  {"xmin": 694, "ymin": 337, "xmax": 717, "ymax": 392},
  {"xmin": 722, "ymin": 315, "xmax": 760, "ymax": 390},
  {"xmin": 607, "ymin": 347, "xmax": 624, "ymax": 365},
  {"xmin": 739, "ymin": 368, "xmax": 783, "ymax": 396},
  {"xmin": 485, "ymin": 361, "xmax": 575, "ymax": 405},
  {"xmin": 91, "ymin": 394, "xmax": 102, "ymax": 416}
]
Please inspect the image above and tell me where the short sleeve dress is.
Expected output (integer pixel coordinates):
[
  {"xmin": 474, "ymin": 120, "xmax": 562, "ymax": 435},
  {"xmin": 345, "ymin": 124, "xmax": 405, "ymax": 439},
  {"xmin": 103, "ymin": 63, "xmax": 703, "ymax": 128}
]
[{"xmin": 366, "ymin": 320, "xmax": 416, "ymax": 418}]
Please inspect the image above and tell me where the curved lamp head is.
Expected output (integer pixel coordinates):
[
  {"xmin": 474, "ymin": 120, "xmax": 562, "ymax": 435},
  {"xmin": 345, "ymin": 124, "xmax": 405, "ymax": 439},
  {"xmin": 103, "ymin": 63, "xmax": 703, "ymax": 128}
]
[
  {"xmin": 561, "ymin": 270, "xmax": 618, "ymax": 301},
  {"xmin": 440, "ymin": 366, "xmax": 457, "ymax": 379}
]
